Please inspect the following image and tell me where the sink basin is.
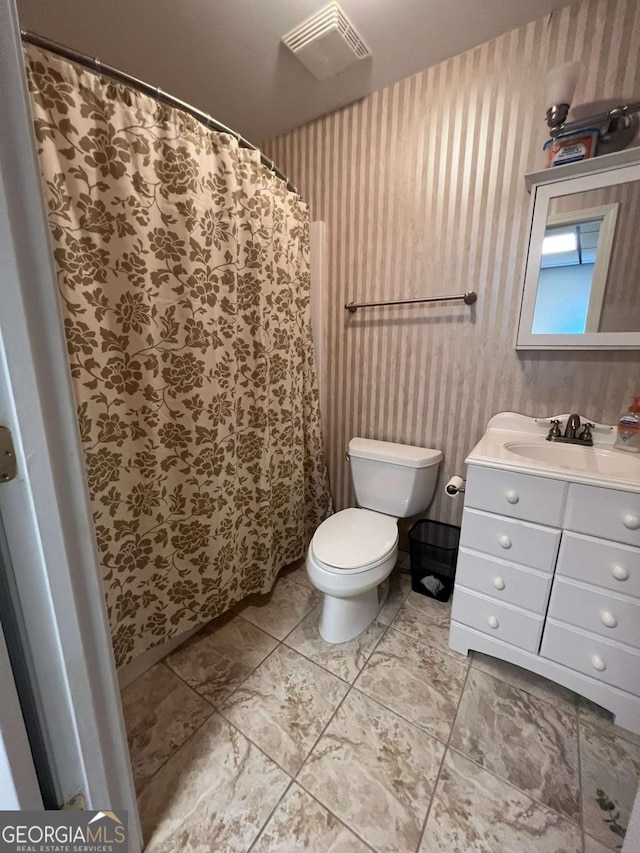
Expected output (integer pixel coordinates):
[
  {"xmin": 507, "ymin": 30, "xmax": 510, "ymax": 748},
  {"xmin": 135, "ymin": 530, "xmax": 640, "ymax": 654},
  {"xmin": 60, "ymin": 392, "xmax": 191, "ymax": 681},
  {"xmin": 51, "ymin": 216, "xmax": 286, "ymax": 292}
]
[{"xmin": 504, "ymin": 441, "xmax": 640, "ymax": 479}]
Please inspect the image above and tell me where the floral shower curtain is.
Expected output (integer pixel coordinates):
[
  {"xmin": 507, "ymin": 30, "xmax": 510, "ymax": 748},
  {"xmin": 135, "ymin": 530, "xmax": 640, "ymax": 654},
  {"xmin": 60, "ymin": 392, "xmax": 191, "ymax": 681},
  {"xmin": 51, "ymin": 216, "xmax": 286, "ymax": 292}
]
[{"xmin": 24, "ymin": 45, "xmax": 331, "ymax": 668}]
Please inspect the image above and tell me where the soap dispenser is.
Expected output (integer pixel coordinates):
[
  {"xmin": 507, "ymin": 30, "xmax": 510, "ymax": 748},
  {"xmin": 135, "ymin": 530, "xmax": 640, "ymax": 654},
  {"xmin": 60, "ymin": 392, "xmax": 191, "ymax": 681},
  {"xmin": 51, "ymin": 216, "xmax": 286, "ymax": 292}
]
[{"xmin": 614, "ymin": 396, "xmax": 640, "ymax": 453}]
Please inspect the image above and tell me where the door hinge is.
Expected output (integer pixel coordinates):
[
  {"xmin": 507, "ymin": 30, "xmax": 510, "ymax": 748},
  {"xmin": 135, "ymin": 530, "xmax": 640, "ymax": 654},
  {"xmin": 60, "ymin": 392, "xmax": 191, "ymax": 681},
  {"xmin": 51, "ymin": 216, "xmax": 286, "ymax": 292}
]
[{"xmin": 0, "ymin": 426, "xmax": 17, "ymax": 483}]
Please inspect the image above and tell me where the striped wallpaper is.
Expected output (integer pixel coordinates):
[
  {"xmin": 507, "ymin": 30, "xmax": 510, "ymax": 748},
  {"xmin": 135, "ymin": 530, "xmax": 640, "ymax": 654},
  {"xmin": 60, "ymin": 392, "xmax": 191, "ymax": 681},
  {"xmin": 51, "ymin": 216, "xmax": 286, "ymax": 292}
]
[{"xmin": 263, "ymin": 0, "xmax": 640, "ymax": 526}]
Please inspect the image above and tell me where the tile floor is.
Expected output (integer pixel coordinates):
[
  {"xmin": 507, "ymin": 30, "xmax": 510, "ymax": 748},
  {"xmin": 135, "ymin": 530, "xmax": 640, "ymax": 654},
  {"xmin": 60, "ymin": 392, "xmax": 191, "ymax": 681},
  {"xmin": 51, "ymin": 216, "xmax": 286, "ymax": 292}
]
[{"xmin": 121, "ymin": 560, "xmax": 640, "ymax": 853}]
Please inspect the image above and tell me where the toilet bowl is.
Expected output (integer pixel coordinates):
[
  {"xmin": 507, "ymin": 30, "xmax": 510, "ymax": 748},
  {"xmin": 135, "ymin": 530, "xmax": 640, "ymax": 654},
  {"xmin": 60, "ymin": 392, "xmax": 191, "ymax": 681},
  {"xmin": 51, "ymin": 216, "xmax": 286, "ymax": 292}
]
[
  {"xmin": 306, "ymin": 508, "xmax": 398, "ymax": 643},
  {"xmin": 307, "ymin": 438, "xmax": 442, "ymax": 644}
]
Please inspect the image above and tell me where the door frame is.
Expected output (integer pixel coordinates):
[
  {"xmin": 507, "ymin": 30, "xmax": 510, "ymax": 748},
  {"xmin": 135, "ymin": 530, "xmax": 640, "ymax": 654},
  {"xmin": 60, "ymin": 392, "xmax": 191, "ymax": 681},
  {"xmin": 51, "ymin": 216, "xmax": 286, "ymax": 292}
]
[
  {"xmin": 0, "ymin": 0, "xmax": 140, "ymax": 844},
  {"xmin": 0, "ymin": 615, "xmax": 42, "ymax": 810}
]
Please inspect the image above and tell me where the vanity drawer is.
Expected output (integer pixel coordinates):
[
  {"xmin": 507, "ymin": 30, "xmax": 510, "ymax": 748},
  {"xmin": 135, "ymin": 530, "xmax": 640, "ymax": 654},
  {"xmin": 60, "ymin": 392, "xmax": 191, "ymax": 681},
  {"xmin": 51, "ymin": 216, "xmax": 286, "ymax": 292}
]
[
  {"xmin": 460, "ymin": 509, "xmax": 561, "ymax": 572},
  {"xmin": 451, "ymin": 588, "xmax": 544, "ymax": 653},
  {"xmin": 456, "ymin": 548, "xmax": 552, "ymax": 614},
  {"xmin": 557, "ymin": 532, "xmax": 640, "ymax": 600},
  {"xmin": 541, "ymin": 619, "xmax": 640, "ymax": 696},
  {"xmin": 565, "ymin": 483, "xmax": 640, "ymax": 548},
  {"xmin": 465, "ymin": 465, "xmax": 566, "ymax": 527},
  {"xmin": 547, "ymin": 578, "xmax": 640, "ymax": 649}
]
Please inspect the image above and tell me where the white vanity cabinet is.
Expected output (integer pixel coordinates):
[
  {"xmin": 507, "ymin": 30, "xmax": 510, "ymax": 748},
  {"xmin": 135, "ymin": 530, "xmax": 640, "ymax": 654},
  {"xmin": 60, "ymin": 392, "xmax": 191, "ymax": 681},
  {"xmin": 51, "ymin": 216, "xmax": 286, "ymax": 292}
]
[{"xmin": 449, "ymin": 464, "xmax": 640, "ymax": 735}]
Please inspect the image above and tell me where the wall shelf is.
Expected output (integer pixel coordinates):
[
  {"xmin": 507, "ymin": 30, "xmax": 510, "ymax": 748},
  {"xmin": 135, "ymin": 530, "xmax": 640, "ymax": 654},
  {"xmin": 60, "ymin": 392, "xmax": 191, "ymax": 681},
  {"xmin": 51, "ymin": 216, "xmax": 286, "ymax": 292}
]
[{"xmin": 525, "ymin": 146, "xmax": 640, "ymax": 193}]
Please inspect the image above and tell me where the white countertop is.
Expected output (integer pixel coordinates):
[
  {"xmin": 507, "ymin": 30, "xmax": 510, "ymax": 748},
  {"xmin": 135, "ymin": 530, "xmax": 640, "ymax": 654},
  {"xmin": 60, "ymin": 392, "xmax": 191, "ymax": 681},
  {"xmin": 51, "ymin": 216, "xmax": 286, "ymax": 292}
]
[{"xmin": 466, "ymin": 412, "xmax": 640, "ymax": 494}]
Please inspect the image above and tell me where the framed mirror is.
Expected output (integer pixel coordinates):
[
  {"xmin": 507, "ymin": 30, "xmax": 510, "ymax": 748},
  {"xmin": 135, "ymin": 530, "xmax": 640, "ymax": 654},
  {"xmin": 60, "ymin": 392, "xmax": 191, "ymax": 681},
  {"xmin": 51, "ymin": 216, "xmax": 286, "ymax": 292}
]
[{"xmin": 517, "ymin": 151, "xmax": 640, "ymax": 349}]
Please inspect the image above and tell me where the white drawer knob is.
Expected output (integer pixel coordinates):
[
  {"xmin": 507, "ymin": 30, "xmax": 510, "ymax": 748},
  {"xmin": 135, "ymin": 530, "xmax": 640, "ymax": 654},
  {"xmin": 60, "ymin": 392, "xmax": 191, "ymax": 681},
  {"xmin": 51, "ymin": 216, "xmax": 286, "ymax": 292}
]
[
  {"xmin": 487, "ymin": 615, "xmax": 499, "ymax": 629},
  {"xmin": 505, "ymin": 489, "xmax": 519, "ymax": 504},
  {"xmin": 611, "ymin": 564, "xmax": 629, "ymax": 581},
  {"xmin": 498, "ymin": 535, "xmax": 511, "ymax": 549},
  {"xmin": 591, "ymin": 655, "xmax": 607, "ymax": 672},
  {"xmin": 493, "ymin": 577, "xmax": 505, "ymax": 590},
  {"xmin": 623, "ymin": 513, "xmax": 640, "ymax": 530},
  {"xmin": 600, "ymin": 611, "xmax": 618, "ymax": 629}
]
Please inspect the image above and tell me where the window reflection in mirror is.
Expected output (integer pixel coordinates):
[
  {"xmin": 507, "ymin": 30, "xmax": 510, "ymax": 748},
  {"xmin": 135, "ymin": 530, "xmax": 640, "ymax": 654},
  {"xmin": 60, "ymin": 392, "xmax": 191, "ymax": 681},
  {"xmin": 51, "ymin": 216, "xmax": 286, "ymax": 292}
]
[
  {"xmin": 532, "ymin": 216, "xmax": 606, "ymax": 334},
  {"xmin": 530, "ymin": 180, "xmax": 640, "ymax": 335}
]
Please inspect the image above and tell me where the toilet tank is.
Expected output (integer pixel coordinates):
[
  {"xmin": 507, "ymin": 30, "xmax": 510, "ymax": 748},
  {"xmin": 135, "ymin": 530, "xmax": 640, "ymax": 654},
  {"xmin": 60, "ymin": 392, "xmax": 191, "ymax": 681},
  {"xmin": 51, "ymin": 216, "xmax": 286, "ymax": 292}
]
[{"xmin": 348, "ymin": 438, "xmax": 443, "ymax": 518}]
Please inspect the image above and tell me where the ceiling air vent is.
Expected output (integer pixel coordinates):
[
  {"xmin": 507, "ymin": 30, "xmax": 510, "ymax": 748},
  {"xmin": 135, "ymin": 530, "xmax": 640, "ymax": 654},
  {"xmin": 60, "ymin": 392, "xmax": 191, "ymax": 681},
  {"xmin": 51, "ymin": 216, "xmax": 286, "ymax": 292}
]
[{"xmin": 282, "ymin": 2, "xmax": 370, "ymax": 82}]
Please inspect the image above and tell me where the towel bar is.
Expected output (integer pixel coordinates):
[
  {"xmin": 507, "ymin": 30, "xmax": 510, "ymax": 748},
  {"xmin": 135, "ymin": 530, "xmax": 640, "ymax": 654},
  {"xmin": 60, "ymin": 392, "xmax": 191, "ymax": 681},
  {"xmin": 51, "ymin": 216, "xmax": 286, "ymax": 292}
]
[{"xmin": 345, "ymin": 291, "xmax": 477, "ymax": 313}]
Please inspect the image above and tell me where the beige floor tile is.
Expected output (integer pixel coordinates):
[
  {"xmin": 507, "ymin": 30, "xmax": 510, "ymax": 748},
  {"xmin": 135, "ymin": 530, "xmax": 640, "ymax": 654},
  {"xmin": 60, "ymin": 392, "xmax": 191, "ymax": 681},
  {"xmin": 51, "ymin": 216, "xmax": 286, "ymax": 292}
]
[
  {"xmin": 284, "ymin": 605, "xmax": 386, "ymax": 683},
  {"xmin": 421, "ymin": 749, "xmax": 582, "ymax": 852},
  {"xmin": 377, "ymin": 570, "xmax": 412, "ymax": 626},
  {"xmin": 355, "ymin": 627, "xmax": 468, "ymax": 742},
  {"xmin": 580, "ymin": 717, "xmax": 640, "ymax": 849},
  {"xmin": 391, "ymin": 592, "xmax": 464, "ymax": 660},
  {"xmin": 450, "ymin": 667, "xmax": 580, "ymax": 823},
  {"xmin": 472, "ymin": 651, "xmax": 577, "ymax": 715},
  {"xmin": 138, "ymin": 713, "xmax": 289, "ymax": 852},
  {"xmin": 578, "ymin": 695, "xmax": 640, "ymax": 749},
  {"xmin": 252, "ymin": 784, "xmax": 371, "ymax": 852},
  {"xmin": 232, "ymin": 575, "xmax": 319, "ymax": 640},
  {"xmin": 584, "ymin": 833, "xmax": 618, "ymax": 853},
  {"xmin": 164, "ymin": 611, "xmax": 278, "ymax": 706},
  {"xmin": 221, "ymin": 645, "xmax": 348, "ymax": 774},
  {"xmin": 298, "ymin": 689, "xmax": 445, "ymax": 853},
  {"xmin": 121, "ymin": 662, "xmax": 213, "ymax": 793},
  {"xmin": 123, "ymin": 570, "xmax": 638, "ymax": 853},
  {"xmin": 279, "ymin": 558, "xmax": 313, "ymax": 589}
]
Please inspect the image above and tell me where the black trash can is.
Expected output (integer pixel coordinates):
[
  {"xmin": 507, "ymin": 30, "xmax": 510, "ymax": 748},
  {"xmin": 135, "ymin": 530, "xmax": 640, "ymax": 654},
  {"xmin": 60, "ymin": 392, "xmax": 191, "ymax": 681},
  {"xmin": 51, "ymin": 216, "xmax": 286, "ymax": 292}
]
[{"xmin": 408, "ymin": 519, "xmax": 460, "ymax": 602}]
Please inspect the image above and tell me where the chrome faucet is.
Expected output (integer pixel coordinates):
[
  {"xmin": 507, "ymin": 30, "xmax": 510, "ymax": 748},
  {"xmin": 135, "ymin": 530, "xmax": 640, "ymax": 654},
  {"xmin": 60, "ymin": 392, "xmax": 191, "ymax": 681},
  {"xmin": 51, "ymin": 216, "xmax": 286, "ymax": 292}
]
[{"xmin": 546, "ymin": 414, "xmax": 594, "ymax": 446}]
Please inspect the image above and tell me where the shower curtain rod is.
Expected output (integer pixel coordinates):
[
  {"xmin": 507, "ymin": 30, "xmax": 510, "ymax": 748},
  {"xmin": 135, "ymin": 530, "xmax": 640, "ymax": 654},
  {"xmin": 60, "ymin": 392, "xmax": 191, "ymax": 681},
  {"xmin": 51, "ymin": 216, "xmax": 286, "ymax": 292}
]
[{"xmin": 20, "ymin": 29, "xmax": 298, "ymax": 195}]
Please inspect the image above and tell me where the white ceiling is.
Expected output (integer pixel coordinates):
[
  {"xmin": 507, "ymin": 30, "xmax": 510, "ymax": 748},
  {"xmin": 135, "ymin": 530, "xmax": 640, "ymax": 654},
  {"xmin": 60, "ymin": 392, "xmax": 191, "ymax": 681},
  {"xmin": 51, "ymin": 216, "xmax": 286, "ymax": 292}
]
[{"xmin": 16, "ymin": 0, "xmax": 573, "ymax": 143}]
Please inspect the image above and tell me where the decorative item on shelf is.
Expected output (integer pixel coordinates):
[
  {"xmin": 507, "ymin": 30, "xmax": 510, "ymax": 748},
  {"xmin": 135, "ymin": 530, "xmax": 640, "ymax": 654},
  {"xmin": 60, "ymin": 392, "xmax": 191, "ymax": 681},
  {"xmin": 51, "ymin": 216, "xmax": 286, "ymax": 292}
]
[
  {"xmin": 543, "ymin": 60, "xmax": 640, "ymax": 164},
  {"xmin": 543, "ymin": 128, "xmax": 599, "ymax": 167}
]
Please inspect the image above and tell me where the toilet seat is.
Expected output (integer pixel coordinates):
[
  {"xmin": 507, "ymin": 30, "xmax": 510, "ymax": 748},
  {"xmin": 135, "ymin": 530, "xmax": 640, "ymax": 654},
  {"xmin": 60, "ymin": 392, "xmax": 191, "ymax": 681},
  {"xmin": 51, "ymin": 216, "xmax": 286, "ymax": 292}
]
[{"xmin": 311, "ymin": 508, "xmax": 398, "ymax": 574}]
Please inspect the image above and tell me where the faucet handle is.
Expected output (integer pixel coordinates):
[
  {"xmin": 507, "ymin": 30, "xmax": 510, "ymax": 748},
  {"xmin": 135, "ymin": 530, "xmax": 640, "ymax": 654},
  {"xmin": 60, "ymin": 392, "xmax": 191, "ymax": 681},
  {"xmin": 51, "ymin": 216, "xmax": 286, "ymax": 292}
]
[
  {"xmin": 580, "ymin": 422, "xmax": 595, "ymax": 442},
  {"xmin": 547, "ymin": 419, "xmax": 562, "ymax": 438}
]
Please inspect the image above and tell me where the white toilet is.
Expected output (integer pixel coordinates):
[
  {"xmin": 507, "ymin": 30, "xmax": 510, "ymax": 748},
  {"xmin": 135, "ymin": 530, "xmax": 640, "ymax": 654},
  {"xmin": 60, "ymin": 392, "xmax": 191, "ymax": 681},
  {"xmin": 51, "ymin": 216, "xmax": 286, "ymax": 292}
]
[{"xmin": 306, "ymin": 437, "xmax": 442, "ymax": 643}]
